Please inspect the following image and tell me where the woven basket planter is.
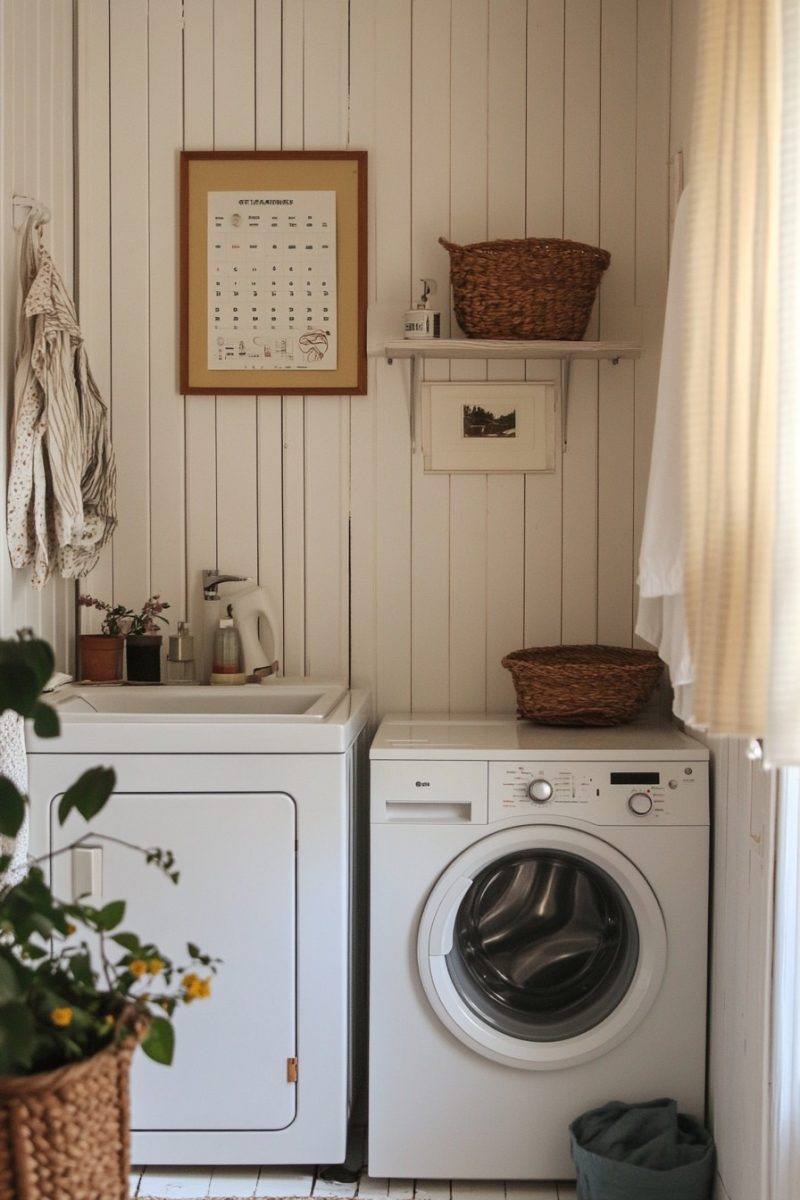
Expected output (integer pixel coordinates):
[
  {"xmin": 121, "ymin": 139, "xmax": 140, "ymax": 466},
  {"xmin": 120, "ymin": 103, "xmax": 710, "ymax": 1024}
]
[
  {"xmin": 0, "ymin": 1035, "xmax": 136, "ymax": 1200},
  {"xmin": 439, "ymin": 236, "xmax": 611, "ymax": 340},
  {"xmin": 502, "ymin": 644, "xmax": 663, "ymax": 726}
]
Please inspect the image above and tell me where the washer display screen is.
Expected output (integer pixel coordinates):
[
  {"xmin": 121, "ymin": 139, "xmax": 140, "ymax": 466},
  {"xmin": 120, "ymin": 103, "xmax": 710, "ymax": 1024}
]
[{"xmin": 446, "ymin": 850, "xmax": 640, "ymax": 1042}]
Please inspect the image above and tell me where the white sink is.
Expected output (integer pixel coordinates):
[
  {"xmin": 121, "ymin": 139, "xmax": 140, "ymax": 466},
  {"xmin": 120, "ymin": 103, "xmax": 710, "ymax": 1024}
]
[
  {"xmin": 31, "ymin": 679, "xmax": 367, "ymax": 754},
  {"xmin": 52, "ymin": 681, "xmax": 347, "ymax": 720}
]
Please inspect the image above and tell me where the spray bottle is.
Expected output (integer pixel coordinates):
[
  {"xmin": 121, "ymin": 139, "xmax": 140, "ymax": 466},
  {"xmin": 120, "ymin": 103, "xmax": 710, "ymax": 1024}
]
[{"xmin": 210, "ymin": 605, "xmax": 246, "ymax": 685}]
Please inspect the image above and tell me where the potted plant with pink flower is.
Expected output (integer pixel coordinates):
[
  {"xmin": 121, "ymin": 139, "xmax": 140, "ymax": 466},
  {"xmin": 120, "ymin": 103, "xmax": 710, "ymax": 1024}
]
[{"xmin": 123, "ymin": 595, "xmax": 171, "ymax": 683}]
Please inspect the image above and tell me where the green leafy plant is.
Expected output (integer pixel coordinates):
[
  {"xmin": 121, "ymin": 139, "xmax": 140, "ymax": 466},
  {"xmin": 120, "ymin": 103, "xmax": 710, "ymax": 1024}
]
[
  {"xmin": 79, "ymin": 594, "xmax": 171, "ymax": 637},
  {"xmin": 0, "ymin": 631, "xmax": 216, "ymax": 1076}
]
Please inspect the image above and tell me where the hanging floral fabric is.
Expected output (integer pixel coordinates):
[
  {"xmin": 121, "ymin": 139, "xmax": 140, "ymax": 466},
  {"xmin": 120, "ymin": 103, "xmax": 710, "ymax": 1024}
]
[{"xmin": 6, "ymin": 210, "xmax": 117, "ymax": 589}]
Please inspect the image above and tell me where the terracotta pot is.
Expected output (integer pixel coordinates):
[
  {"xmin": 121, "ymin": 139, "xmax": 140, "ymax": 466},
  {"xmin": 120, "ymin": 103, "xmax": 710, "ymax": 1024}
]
[
  {"xmin": 126, "ymin": 634, "xmax": 162, "ymax": 683},
  {"xmin": 79, "ymin": 634, "xmax": 123, "ymax": 682}
]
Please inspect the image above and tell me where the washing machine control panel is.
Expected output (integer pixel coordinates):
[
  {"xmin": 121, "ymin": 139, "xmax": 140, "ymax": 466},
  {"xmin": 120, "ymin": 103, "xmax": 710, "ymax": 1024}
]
[{"xmin": 489, "ymin": 760, "xmax": 709, "ymax": 825}]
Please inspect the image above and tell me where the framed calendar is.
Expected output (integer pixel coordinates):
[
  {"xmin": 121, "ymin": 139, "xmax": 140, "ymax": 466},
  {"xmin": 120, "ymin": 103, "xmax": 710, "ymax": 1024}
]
[{"xmin": 180, "ymin": 151, "xmax": 367, "ymax": 394}]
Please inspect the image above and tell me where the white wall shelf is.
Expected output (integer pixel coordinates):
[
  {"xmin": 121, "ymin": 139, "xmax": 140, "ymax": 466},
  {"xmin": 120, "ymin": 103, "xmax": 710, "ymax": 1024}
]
[
  {"xmin": 383, "ymin": 340, "xmax": 642, "ymax": 449},
  {"xmin": 383, "ymin": 338, "xmax": 641, "ymax": 362}
]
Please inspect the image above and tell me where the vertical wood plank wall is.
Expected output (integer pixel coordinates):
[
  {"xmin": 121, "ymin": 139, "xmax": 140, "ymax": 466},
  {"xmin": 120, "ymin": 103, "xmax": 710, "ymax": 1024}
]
[
  {"xmin": 704, "ymin": 738, "xmax": 775, "ymax": 1200},
  {"xmin": 0, "ymin": 9, "xmax": 782, "ymax": 1197},
  {"xmin": 75, "ymin": 0, "xmax": 671, "ymax": 711},
  {"xmin": 0, "ymin": 0, "xmax": 74, "ymax": 659}
]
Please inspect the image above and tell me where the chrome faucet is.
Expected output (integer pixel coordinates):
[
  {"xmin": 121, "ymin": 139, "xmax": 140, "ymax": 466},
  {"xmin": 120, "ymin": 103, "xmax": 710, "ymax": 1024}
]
[{"xmin": 202, "ymin": 568, "xmax": 250, "ymax": 601}]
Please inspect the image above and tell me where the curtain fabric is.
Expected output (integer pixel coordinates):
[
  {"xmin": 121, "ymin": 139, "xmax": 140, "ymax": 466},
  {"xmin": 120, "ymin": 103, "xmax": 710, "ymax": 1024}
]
[
  {"xmin": 682, "ymin": 0, "xmax": 781, "ymax": 736},
  {"xmin": 766, "ymin": 1, "xmax": 800, "ymax": 767},
  {"xmin": 635, "ymin": 189, "xmax": 695, "ymax": 725}
]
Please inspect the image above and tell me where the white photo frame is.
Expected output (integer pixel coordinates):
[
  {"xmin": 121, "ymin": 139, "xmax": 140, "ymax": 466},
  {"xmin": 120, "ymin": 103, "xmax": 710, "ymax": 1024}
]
[{"xmin": 421, "ymin": 381, "xmax": 557, "ymax": 473}]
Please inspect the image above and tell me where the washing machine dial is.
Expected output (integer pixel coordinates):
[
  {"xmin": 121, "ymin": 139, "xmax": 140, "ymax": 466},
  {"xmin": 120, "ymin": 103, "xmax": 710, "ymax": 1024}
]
[
  {"xmin": 527, "ymin": 779, "xmax": 553, "ymax": 803},
  {"xmin": 628, "ymin": 792, "xmax": 653, "ymax": 816}
]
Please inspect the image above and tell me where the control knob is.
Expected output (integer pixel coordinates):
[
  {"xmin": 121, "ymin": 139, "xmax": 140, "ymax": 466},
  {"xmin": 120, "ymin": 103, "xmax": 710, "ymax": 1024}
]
[
  {"xmin": 628, "ymin": 792, "xmax": 653, "ymax": 816},
  {"xmin": 527, "ymin": 779, "xmax": 553, "ymax": 803}
]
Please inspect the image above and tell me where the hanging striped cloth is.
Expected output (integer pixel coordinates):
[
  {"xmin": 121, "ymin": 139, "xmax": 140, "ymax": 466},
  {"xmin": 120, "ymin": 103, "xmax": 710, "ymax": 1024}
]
[{"xmin": 7, "ymin": 212, "xmax": 116, "ymax": 589}]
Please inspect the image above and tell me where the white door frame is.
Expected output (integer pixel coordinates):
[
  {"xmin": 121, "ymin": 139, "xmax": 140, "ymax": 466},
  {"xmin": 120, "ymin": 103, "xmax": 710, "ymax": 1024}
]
[{"xmin": 770, "ymin": 767, "xmax": 800, "ymax": 1198}]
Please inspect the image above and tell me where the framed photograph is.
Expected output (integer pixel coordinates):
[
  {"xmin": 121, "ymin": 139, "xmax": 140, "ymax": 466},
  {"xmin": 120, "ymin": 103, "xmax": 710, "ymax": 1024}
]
[
  {"xmin": 421, "ymin": 381, "xmax": 557, "ymax": 472},
  {"xmin": 180, "ymin": 150, "xmax": 367, "ymax": 395}
]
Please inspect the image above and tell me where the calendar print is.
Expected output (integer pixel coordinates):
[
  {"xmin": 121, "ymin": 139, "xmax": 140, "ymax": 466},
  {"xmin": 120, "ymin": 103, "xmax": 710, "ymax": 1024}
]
[{"xmin": 208, "ymin": 190, "xmax": 337, "ymax": 371}]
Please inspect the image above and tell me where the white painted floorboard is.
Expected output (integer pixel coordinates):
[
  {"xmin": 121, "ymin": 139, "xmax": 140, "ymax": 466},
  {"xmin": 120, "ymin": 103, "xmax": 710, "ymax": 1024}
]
[
  {"xmin": 133, "ymin": 1128, "xmax": 574, "ymax": 1200},
  {"xmin": 133, "ymin": 1165, "xmax": 573, "ymax": 1200}
]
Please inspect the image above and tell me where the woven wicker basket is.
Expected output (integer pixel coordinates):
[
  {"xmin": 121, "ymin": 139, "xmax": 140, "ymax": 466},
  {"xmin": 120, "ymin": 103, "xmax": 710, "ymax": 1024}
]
[
  {"xmin": 502, "ymin": 644, "xmax": 663, "ymax": 726},
  {"xmin": 0, "ymin": 1034, "xmax": 136, "ymax": 1200},
  {"xmin": 439, "ymin": 236, "xmax": 611, "ymax": 340}
]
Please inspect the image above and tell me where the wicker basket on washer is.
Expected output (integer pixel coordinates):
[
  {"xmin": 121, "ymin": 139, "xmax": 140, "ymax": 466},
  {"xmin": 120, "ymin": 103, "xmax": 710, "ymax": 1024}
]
[
  {"xmin": 0, "ymin": 1033, "xmax": 136, "ymax": 1200},
  {"xmin": 439, "ymin": 236, "xmax": 611, "ymax": 340},
  {"xmin": 502, "ymin": 644, "xmax": 663, "ymax": 726}
]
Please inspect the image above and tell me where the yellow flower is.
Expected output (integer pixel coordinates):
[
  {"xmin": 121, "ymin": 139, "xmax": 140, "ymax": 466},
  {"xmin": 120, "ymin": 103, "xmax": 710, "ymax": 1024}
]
[
  {"xmin": 148, "ymin": 957, "xmax": 164, "ymax": 976},
  {"xmin": 181, "ymin": 972, "xmax": 211, "ymax": 1001},
  {"xmin": 130, "ymin": 959, "xmax": 148, "ymax": 978},
  {"xmin": 50, "ymin": 1007, "xmax": 73, "ymax": 1027},
  {"xmin": 65, "ymin": 923, "xmax": 76, "ymax": 936},
  {"xmin": 104, "ymin": 1013, "xmax": 115, "ymax": 1027}
]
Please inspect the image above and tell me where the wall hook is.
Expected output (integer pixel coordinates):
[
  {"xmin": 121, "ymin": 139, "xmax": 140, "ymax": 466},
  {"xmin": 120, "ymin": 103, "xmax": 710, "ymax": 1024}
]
[{"xmin": 12, "ymin": 194, "xmax": 51, "ymax": 231}]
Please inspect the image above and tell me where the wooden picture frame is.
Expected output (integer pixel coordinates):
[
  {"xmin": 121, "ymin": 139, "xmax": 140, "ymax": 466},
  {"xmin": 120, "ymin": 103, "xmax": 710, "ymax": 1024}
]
[
  {"xmin": 421, "ymin": 381, "xmax": 557, "ymax": 472},
  {"xmin": 180, "ymin": 150, "xmax": 367, "ymax": 394}
]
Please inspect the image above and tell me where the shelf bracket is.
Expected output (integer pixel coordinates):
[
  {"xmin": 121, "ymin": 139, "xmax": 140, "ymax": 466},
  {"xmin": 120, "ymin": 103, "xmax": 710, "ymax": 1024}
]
[
  {"xmin": 388, "ymin": 352, "xmax": 421, "ymax": 449},
  {"xmin": 410, "ymin": 353, "xmax": 421, "ymax": 449}
]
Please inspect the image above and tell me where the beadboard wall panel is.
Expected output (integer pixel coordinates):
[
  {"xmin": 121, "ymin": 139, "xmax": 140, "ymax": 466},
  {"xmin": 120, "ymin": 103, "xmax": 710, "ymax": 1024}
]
[
  {"xmin": 109, "ymin": 0, "xmax": 150, "ymax": 608},
  {"xmin": 74, "ymin": 0, "xmax": 112, "ymax": 632},
  {"xmin": 0, "ymin": 0, "xmax": 74, "ymax": 659},
  {"xmin": 75, "ymin": 0, "xmax": 671, "ymax": 712},
  {"xmin": 703, "ymin": 736, "xmax": 775, "ymax": 1200},
  {"xmin": 148, "ymin": 0, "xmax": 187, "ymax": 634}
]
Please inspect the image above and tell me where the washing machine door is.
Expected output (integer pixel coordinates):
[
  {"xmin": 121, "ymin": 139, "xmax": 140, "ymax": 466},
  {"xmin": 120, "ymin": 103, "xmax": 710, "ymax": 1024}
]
[{"xmin": 417, "ymin": 825, "xmax": 667, "ymax": 1069}]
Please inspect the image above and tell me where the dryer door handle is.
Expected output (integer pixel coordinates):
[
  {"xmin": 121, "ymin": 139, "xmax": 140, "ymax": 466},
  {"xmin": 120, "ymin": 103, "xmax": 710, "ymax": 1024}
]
[{"xmin": 427, "ymin": 874, "xmax": 473, "ymax": 957}]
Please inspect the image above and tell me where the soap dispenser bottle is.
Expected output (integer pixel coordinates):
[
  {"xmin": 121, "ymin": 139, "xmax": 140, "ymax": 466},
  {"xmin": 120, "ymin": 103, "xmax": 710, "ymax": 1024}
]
[
  {"xmin": 210, "ymin": 607, "xmax": 246, "ymax": 685},
  {"xmin": 166, "ymin": 620, "xmax": 196, "ymax": 684}
]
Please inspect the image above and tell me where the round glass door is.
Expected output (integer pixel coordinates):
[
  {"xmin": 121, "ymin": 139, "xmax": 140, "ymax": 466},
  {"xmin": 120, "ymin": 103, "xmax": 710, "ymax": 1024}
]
[{"xmin": 418, "ymin": 826, "xmax": 667, "ymax": 1069}]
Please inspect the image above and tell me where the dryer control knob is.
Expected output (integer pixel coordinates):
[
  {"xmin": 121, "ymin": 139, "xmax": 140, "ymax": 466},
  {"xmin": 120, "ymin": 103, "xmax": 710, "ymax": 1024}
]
[
  {"xmin": 628, "ymin": 792, "xmax": 653, "ymax": 816},
  {"xmin": 528, "ymin": 779, "xmax": 553, "ymax": 803}
]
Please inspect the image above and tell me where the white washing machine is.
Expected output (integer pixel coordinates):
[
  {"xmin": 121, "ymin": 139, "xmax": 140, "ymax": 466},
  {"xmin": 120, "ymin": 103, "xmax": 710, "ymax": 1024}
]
[{"xmin": 368, "ymin": 714, "xmax": 709, "ymax": 1180}]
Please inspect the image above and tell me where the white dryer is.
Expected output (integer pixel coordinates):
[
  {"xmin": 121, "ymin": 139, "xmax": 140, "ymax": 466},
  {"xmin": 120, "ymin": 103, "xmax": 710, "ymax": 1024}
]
[{"xmin": 368, "ymin": 714, "xmax": 709, "ymax": 1180}]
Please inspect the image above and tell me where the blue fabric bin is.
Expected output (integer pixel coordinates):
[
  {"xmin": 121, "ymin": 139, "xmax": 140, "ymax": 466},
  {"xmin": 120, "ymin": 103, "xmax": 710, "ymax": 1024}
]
[{"xmin": 569, "ymin": 1098, "xmax": 715, "ymax": 1200}]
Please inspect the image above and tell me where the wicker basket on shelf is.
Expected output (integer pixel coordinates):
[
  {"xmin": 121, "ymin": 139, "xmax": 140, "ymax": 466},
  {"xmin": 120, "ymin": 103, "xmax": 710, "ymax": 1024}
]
[
  {"xmin": 439, "ymin": 236, "xmax": 611, "ymax": 340},
  {"xmin": 501, "ymin": 644, "xmax": 663, "ymax": 727},
  {"xmin": 0, "ymin": 1035, "xmax": 136, "ymax": 1200}
]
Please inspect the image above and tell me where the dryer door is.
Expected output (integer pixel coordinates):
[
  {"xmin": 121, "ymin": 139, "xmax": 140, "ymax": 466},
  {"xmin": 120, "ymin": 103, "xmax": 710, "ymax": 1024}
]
[{"xmin": 417, "ymin": 825, "xmax": 667, "ymax": 1069}]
